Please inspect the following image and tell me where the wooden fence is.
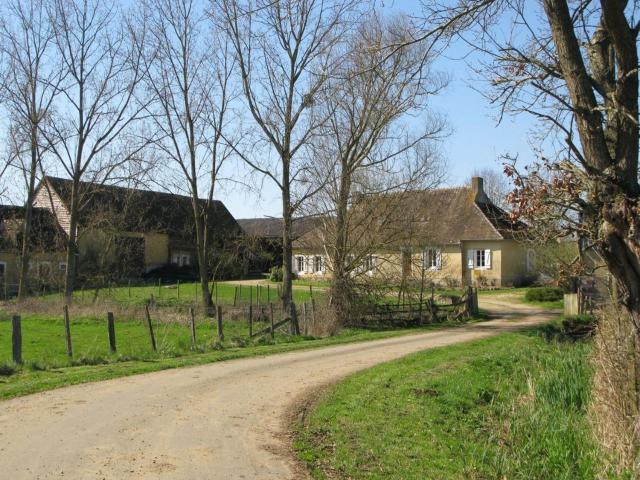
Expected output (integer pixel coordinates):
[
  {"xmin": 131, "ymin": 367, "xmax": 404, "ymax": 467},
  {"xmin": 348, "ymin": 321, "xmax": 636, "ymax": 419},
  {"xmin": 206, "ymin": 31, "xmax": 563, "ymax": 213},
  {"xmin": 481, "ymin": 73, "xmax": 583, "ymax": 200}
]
[{"xmin": 349, "ymin": 287, "xmax": 478, "ymax": 328}]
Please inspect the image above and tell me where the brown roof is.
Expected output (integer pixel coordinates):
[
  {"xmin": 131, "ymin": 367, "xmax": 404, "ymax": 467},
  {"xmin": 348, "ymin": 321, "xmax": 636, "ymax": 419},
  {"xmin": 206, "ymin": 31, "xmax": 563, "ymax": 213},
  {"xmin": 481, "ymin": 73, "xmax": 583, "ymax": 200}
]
[
  {"xmin": 0, "ymin": 205, "xmax": 65, "ymax": 252},
  {"xmin": 237, "ymin": 216, "xmax": 321, "ymax": 240},
  {"xmin": 40, "ymin": 176, "xmax": 242, "ymax": 243},
  {"xmin": 400, "ymin": 187, "xmax": 519, "ymax": 244},
  {"xmin": 349, "ymin": 184, "xmax": 524, "ymax": 247}
]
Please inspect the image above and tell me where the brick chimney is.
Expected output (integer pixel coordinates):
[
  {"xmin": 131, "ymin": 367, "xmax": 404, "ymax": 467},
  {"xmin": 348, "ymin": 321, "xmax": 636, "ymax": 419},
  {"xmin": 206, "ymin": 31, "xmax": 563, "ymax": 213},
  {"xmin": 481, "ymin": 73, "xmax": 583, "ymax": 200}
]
[{"xmin": 471, "ymin": 176, "xmax": 490, "ymax": 204}]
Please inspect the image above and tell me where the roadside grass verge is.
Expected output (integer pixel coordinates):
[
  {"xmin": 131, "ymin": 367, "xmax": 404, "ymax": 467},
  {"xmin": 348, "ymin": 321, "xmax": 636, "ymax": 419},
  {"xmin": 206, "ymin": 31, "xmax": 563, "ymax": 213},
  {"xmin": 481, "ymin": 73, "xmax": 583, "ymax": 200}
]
[
  {"xmin": 295, "ymin": 328, "xmax": 599, "ymax": 480},
  {"xmin": 0, "ymin": 312, "xmax": 484, "ymax": 400}
]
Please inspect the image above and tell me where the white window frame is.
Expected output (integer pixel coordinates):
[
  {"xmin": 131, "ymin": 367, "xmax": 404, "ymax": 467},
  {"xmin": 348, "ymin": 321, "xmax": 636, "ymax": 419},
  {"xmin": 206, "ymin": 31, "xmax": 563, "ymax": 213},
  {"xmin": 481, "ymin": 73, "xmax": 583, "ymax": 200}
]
[
  {"xmin": 295, "ymin": 256, "xmax": 305, "ymax": 273},
  {"xmin": 422, "ymin": 248, "xmax": 442, "ymax": 271},
  {"xmin": 364, "ymin": 254, "xmax": 376, "ymax": 273},
  {"xmin": 313, "ymin": 255, "xmax": 323, "ymax": 273},
  {"xmin": 467, "ymin": 249, "xmax": 492, "ymax": 270},
  {"xmin": 182, "ymin": 255, "xmax": 190, "ymax": 266}
]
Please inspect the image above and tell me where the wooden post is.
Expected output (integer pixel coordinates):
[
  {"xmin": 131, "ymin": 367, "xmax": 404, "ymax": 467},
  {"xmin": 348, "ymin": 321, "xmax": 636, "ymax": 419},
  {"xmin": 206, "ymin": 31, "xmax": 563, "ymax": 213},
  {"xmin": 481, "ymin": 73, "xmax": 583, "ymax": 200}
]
[
  {"xmin": 63, "ymin": 305, "xmax": 73, "ymax": 359},
  {"xmin": 216, "ymin": 306, "xmax": 224, "ymax": 342},
  {"xmin": 291, "ymin": 303, "xmax": 300, "ymax": 335},
  {"xmin": 158, "ymin": 278, "xmax": 161, "ymax": 297},
  {"xmin": 267, "ymin": 284, "xmax": 270, "ymax": 303},
  {"xmin": 128, "ymin": 280, "xmax": 131, "ymax": 298},
  {"xmin": 309, "ymin": 285, "xmax": 313, "ymax": 298},
  {"xmin": 233, "ymin": 286, "xmax": 238, "ymax": 307},
  {"xmin": 311, "ymin": 298, "xmax": 316, "ymax": 332},
  {"xmin": 269, "ymin": 303, "xmax": 275, "ymax": 339},
  {"xmin": 144, "ymin": 304, "xmax": 157, "ymax": 352},
  {"xmin": 11, "ymin": 315, "xmax": 22, "ymax": 364},
  {"xmin": 248, "ymin": 305, "xmax": 253, "ymax": 337},
  {"xmin": 189, "ymin": 307, "xmax": 197, "ymax": 346},
  {"xmin": 239, "ymin": 285, "xmax": 243, "ymax": 304},
  {"xmin": 107, "ymin": 312, "xmax": 116, "ymax": 353},
  {"xmin": 177, "ymin": 280, "xmax": 180, "ymax": 301},
  {"xmin": 302, "ymin": 302, "xmax": 308, "ymax": 335},
  {"xmin": 249, "ymin": 286, "xmax": 253, "ymax": 308}
]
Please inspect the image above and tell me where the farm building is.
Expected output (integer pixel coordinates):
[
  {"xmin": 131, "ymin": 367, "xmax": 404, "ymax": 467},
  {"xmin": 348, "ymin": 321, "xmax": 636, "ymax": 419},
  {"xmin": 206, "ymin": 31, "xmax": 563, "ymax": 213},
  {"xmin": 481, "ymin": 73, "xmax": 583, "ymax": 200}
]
[
  {"xmin": 0, "ymin": 205, "xmax": 66, "ymax": 291},
  {"xmin": 291, "ymin": 177, "xmax": 535, "ymax": 288},
  {"xmin": 33, "ymin": 176, "xmax": 242, "ymax": 280}
]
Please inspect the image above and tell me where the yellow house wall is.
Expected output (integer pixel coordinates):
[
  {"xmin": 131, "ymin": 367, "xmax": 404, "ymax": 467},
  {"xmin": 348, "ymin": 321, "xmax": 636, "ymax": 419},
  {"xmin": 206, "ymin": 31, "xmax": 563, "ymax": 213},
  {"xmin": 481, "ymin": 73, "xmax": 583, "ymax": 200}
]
[
  {"xmin": 77, "ymin": 229, "xmax": 169, "ymax": 272},
  {"xmin": 499, "ymin": 240, "xmax": 530, "ymax": 286},
  {"xmin": 0, "ymin": 251, "xmax": 66, "ymax": 287}
]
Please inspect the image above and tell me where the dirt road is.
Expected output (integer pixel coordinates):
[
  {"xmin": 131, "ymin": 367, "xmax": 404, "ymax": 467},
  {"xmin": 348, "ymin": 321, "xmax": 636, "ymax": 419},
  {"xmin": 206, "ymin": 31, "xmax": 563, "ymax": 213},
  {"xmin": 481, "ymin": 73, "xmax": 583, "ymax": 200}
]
[{"xmin": 0, "ymin": 298, "xmax": 555, "ymax": 479}]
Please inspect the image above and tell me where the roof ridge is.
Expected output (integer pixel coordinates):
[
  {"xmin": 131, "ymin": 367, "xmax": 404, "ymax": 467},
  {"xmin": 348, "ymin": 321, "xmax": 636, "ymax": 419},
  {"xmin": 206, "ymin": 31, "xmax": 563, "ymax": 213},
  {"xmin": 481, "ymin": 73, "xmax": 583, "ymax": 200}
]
[{"xmin": 44, "ymin": 175, "xmax": 223, "ymax": 205}]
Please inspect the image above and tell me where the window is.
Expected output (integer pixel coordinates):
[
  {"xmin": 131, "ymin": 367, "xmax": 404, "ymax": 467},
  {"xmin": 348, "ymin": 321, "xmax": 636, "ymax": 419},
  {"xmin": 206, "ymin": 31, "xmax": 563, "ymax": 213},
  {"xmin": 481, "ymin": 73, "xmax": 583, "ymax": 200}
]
[
  {"xmin": 172, "ymin": 252, "xmax": 191, "ymax": 267},
  {"xmin": 467, "ymin": 249, "xmax": 491, "ymax": 269},
  {"xmin": 296, "ymin": 256, "xmax": 305, "ymax": 272},
  {"xmin": 58, "ymin": 262, "xmax": 67, "ymax": 272},
  {"xmin": 38, "ymin": 262, "xmax": 51, "ymax": 278},
  {"xmin": 364, "ymin": 254, "xmax": 376, "ymax": 272},
  {"xmin": 422, "ymin": 248, "xmax": 442, "ymax": 270},
  {"xmin": 0, "ymin": 262, "xmax": 5, "ymax": 277},
  {"xmin": 182, "ymin": 255, "xmax": 189, "ymax": 266},
  {"xmin": 314, "ymin": 255, "xmax": 323, "ymax": 273}
]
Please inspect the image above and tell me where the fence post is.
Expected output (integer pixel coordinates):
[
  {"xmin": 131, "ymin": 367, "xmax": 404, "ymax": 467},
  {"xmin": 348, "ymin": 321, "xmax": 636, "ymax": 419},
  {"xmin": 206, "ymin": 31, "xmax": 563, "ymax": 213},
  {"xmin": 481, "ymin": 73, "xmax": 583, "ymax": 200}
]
[
  {"xmin": 128, "ymin": 280, "xmax": 131, "ymax": 298},
  {"xmin": 309, "ymin": 285, "xmax": 313, "ymax": 298},
  {"xmin": 107, "ymin": 312, "xmax": 116, "ymax": 353},
  {"xmin": 311, "ymin": 298, "xmax": 316, "ymax": 332},
  {"xmin": 144, "ymin": 304, "xmax": 157, "ymax": 352},
  {"xmin": 12, "ymin": 315, "xmax": 22, "ymax": 364},
  {"xmin": 291, "ymin": 303, "xmax": 300, "ymax": 335},
  {"xmin": 217, "ymin": 305, "xmax": 224, "ymax": 342},
  {"xmin": 302, "ymin": 302, "xmax": 308, "ymax": 335},
  {"xmin": 177, "ymin": 280, "xmax": 180, "ymax": 301},
  {"xmin": 63, "ymin": 305, "xmax": 73, "ymax": 359},
  {"xmin": 270, "ymin": 303, "xmax": 275, "ymax": 339},
  {"xmin": 233, "ymin": 286, "xmax": 238, "ymax": 307},
  {"xmin": 248, "ymin": 305, "xmax": 253, "ymax": 337},
  {"xmin": 189, "ymin": 307, "xmax": 197, "ymax": 346},
  {"xmin": 267, "ymin": 284, "xmax": 270, "ymax": 303}
]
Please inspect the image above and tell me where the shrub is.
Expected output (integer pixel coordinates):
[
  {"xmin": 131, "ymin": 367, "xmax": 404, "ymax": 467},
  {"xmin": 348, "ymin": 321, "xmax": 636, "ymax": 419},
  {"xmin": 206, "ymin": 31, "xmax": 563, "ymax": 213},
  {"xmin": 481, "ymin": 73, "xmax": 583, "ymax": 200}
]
[
  {"xmin": 525, "ymin": 286, "xmax": 564, "ymax": 303},
  {"xmin": 269, "ymin": 266, "xmax": 297, "ymax": 282}
]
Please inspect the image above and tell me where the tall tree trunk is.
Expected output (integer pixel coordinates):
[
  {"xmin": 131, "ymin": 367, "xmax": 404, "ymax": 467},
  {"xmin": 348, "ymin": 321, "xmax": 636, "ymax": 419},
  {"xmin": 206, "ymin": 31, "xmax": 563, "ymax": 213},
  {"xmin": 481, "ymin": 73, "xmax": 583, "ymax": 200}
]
[
  {"xmin": 193, "ymin": 202, "xmax": 214, "ymax": 315},
  {"xmin": 63, "ymin": 178, "xmax": 80, "ymax": 305},
  {"xmin": 17, "ymin": 126, "xmax": 38, "ymax": 300},
  {"xmin": 281, "ymin": 159, "xmax": 299, "ymax": 334},
  {"xmin": 330, "ymin": 163, "xmax": 352, "ymax": 323}
]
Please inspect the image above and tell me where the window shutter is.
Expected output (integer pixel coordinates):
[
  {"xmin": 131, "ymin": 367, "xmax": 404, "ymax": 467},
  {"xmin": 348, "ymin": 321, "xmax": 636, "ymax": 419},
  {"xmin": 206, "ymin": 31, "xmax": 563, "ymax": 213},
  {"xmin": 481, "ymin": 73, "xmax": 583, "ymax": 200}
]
[
  {"xmin": 485, "ymin": 249, "xmax": 491, "ymax": 269},
  {"xmin": 467, "ymin": 250, "xmax": 474, "ymax": 269},
  {"xmin": 436, "ymin": 249, "xmax": 442, "ymax": 270}
]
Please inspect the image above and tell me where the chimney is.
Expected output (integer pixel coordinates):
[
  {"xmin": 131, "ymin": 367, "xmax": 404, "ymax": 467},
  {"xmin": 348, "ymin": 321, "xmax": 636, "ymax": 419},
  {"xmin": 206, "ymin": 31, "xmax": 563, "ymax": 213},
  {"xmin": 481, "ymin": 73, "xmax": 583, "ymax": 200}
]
[{"xmin": 471, "ymin": 176, "xmax": 490, "ymax": 204}]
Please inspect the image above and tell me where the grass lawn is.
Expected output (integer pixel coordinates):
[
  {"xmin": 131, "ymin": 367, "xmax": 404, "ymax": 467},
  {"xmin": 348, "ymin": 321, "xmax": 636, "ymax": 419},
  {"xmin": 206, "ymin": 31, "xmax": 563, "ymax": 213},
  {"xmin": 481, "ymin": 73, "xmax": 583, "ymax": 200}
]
[
  {"xmin": 41, "ymin": 280, "xmax": 317, "ymax": 307},
  {"xmin": 0, "ymin": 310, "xmax": 483, "ymax": 400},
  {"xmin": 295, "ymin": 328, "xmax": 598, "ymax": 480}
]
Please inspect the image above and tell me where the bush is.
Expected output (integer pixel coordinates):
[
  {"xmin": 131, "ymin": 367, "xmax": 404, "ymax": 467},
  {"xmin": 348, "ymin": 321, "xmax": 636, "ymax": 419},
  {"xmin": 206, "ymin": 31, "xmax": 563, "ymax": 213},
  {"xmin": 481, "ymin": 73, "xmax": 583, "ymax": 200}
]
[
  {"xmin": 525, "ymin": 286, "xmax": 564, "ymax": 303},
  {"xmin": 269, "ymin": 266, "xmax": 297, "ymax": 282}
]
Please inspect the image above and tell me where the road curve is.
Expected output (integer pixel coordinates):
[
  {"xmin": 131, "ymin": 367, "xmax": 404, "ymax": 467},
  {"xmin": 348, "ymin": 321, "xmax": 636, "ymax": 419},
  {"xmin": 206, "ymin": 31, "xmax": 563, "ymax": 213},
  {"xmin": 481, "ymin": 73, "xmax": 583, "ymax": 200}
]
[{"xmin": 0, "ymin": 299, "xmax": 555, "ymax": 479}]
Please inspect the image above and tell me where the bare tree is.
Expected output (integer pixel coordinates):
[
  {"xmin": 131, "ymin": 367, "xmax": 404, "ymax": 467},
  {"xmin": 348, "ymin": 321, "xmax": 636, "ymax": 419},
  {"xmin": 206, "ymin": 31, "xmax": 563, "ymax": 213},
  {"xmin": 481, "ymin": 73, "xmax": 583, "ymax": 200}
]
[
  {"xmin": 141, "ymin": 0, "xmax": 235, "ymax": 313},
  {"xmin": 309, "ymin": 14, "xmax": 447, "ymax": 321},
  {"xmin": 42, "ymin": 0, "xmax": 148, "ymax": 303},
  {"xmin": 0, "ymin": 0, "xmax": 62, "ymax": 300},
  {"xmin": 214, "ymin": 0, "xmax": 358, "ymax": 330}
]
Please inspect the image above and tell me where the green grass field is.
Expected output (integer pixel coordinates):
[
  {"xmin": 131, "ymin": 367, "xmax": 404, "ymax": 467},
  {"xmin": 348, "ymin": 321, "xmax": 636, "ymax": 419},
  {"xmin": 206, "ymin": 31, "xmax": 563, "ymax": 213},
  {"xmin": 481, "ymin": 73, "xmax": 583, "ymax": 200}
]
[
  {"xmin": 40, "ymin": 281, "xmax": 318, "ymax": 307},
  {"xmin": 0, "ymin": 307, "xmax": 485, "ymax": 400},
  {"xmin": 295, "ymin": 329, "xmax": 598, "ymax": 480}
]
